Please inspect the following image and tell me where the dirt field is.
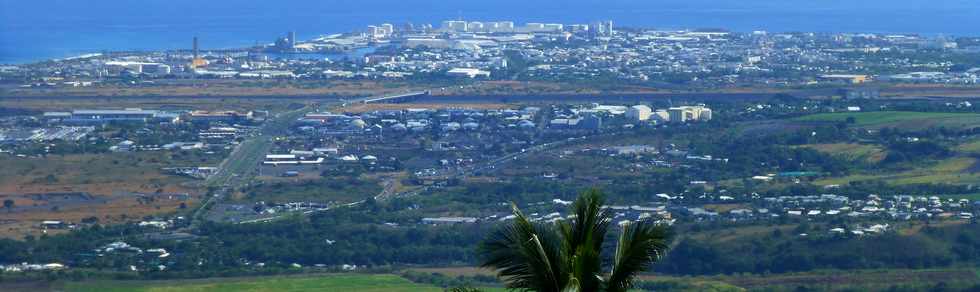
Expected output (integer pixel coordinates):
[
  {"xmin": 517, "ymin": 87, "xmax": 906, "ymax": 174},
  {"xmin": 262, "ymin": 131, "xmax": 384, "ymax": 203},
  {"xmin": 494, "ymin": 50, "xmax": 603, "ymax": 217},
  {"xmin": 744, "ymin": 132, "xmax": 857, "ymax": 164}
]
[
  {"xmin": 0, "ymin": 152, "xmax": 213, "ymax": 238},
  {"xmin": 4, "ymin": 78, "xmax": 980, "ymax": 100},
  {"xmin": 0, "ymin": 79, "xmax": 432, "ymax": 98},
  {"xmin": 0, "ymin": 193, "xmax": 193, "ymax": 239},
  {"xmin": 0, "ymin": 96, "xmax": 308, "ymax": 112},
  {"xmin": 881, "ymin": 84, "xmax": 980, "ymax": 98},
  {"xmin": 340, "ymin": 102, "xmax": 512, "ymax": 113},
  {"xmin": 0, "ymin": 152, "xmax": 217, "ymax": 194}
]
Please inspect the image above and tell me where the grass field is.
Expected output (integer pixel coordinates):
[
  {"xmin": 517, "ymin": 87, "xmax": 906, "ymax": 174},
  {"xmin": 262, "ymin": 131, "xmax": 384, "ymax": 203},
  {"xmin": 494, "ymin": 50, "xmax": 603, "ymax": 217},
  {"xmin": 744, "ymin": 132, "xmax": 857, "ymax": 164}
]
[
  {"xmin": 956, "ymin": 139, "xmax": 980, "ymax": 155},
  {"xmin": 63, "ymin": 274, "xmax": 450, "ymax": 292},
  {"xmin": 409, "ymin": 266, "xmax": 980, "ymax": 291},
  {"xmin": 815, "ymin": 156, "xmax": 980, "ymax": 188},
  {"xmin": 16, "ymin": 267, "xmax": 976, "ymax": 292},
  {"xmin": 693, "ymin": 268, "xmax": 980, "ymax": 291},
  {"xmin": 801, "ymin": 143, "xmax": 887, "ymax": 163},
  {"xmin": 794, "ymin": 111, "xmax": 980, "ymax": 129},
  {"xmin": 241, "ymin": 176, "xmax": 382, "ymax": 204}
]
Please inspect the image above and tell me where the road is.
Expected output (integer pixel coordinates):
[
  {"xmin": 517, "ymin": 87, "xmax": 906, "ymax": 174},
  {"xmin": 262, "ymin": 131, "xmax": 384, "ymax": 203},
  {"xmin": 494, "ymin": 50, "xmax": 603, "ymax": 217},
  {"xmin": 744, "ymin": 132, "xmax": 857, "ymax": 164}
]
[
  {"xmin": 189, "ymin": 106, "xmax": 312, "ymax": 226},
  {"xmin": 189, "ymin": 90, "xmax": 599, "ymax": 225},
  {"xmin": 191, "ymin": 92, "xmax": 429, "ymax": 225},
  {"xmin": 228, "ymin": 117, "xmax": 617, "ymax": 225}
]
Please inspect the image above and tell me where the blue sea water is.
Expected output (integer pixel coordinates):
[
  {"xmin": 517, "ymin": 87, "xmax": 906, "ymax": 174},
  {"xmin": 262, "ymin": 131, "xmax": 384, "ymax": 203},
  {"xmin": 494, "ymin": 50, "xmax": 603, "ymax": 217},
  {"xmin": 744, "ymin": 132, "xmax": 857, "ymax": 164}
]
[{"xmin": 1, "ymin": 0, "xmax": 978, "ymax": 64}]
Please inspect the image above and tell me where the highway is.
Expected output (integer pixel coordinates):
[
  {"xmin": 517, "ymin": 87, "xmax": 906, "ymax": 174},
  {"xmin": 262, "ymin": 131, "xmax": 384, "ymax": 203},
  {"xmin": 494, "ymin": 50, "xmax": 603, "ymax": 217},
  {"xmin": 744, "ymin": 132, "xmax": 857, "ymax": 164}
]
[
  {"xmin": 191, "ymin": 91, "xmax": 432, "ymax": 225},
  {"xmin": 190, "ymin": 106, "xmax": 312, "ymax": 226}
]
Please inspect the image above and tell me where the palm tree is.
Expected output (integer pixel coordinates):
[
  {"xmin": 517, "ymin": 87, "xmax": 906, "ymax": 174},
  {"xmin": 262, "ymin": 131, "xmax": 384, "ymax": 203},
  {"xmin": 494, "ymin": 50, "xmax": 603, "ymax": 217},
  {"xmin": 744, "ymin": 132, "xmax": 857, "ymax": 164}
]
[{"xmin": 479, "ymin": 189, "xmax": 671, "ymax": 292}]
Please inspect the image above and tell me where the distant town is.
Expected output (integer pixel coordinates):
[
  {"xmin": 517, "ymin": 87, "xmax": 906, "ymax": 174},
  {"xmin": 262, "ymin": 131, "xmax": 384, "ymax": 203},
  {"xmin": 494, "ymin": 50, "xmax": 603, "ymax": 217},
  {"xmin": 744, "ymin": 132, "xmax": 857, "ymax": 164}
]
[{"xmin": 2, "ymin": 19, "xmax": 980, "ymax": 93}]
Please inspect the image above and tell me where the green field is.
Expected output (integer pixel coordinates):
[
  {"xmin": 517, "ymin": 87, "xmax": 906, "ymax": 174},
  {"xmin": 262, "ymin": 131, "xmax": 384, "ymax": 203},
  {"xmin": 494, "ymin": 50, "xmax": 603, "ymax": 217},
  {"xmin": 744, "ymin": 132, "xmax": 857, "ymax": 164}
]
[
  {"xmin": 64, "ymin": 274, "xmax": 449, "ymax": 292},
  {"xmin": 794, "ymin": 111, "xmax": 980, "ymax": 129},
  {"xmin": 815, "ymin": 156, "xmax": 980, "ymax": 188},
  {"xmin": 686, "ymin": 268, "xmax": 980, "ymax": 291},
  {"xmin": 241, "ymin": 176, "xmax": 382, "ymax": 204},
  {"xmin": 801, "ymin": 143, "xmax": 886, "ymax": 163},
  {"xmin": 957, "ymin": 139, "xmax": 980, "ymax": 155},
  {"xmin": 31, "ymin": 267, "xmax": 980, "ymax": 292}
]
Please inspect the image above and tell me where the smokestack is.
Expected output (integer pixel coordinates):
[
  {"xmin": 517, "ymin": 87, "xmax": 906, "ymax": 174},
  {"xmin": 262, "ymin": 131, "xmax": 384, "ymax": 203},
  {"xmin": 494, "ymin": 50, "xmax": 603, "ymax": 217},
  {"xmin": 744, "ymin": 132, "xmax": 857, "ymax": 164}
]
[
  {"xmin": 288, "ymin": 31, "xmax": 296, "ymax": 48},
  {"xmin": 193, "ymin": 36, "xmax": 199, "ymax": 58}
]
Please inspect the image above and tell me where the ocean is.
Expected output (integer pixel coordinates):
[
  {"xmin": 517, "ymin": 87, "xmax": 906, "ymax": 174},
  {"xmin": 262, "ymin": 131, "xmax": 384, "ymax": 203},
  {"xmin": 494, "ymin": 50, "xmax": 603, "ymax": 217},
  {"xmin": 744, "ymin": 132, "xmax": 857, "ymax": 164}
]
[{"xmin": 1, "ymin": 0, "xmax": 978, "ymax": 64}]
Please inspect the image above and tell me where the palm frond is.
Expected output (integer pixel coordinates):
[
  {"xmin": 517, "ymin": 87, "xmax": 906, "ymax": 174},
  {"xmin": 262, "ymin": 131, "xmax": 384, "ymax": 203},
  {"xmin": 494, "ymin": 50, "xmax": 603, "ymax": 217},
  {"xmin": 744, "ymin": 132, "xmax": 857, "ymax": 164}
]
[
  {"xmin": 559, "ymin": 189, "xmax": 610, "ymax": 291},
  {"xmin": 562, "ymin": 189, "xmax": 611, "ymax": 251},
  {"xmin": 605, "ymin": 220, "xmax": 672, "ymax": 292},
  {"xmin": 479, "ymin": 189, "xmax": 673, "ymax": 292},
  {"xmin": 479, "ymin": 203, "xmax": 567, "ymax": 292},
  {"xmin": 566, "ymin": 242, "xmax": 603, "ymax": 292}
]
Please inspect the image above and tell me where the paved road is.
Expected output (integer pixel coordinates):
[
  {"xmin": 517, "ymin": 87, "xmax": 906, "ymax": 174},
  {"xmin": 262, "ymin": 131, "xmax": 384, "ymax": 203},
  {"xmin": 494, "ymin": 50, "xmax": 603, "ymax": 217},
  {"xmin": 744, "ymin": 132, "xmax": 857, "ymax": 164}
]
[
  {"xmin": 206, "ymin": 107, "xmax": 311, "ymax": 187},
  {"xmin": 196, "ymin": 89, "xmax": 573, "ymax": 225},
  {"xmin": 189, "ymin": 106, "xmax": 312, "ymax": 226},
  {"xmin": 229, "ymin": 115, "xmax": 616, "ymax": 225},
  {"xmin": 191, "ymin": 91, "xmax": 420, "ymax": 225}
]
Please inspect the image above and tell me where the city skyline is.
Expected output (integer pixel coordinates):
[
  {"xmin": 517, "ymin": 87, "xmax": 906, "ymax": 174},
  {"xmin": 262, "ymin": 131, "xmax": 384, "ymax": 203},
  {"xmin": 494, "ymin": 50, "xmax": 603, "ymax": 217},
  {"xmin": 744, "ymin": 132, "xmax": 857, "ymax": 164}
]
[{"xmin": 3, "ymin": 0, "xmax": 980, "ymax": 63}]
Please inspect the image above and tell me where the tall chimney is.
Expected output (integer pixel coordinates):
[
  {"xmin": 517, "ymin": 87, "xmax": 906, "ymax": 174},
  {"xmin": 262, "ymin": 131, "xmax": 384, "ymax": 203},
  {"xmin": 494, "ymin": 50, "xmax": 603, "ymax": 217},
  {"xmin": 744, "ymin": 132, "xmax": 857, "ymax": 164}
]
[{"xmin": 193, "ymin": 36, "xmax": 199, "ymax": 58}]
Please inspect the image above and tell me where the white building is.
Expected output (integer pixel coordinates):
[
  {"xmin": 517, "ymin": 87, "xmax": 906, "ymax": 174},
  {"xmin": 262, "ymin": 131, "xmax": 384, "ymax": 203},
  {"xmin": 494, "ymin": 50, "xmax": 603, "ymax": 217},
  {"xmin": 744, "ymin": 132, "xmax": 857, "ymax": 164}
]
[
  {"xmin": 380, "ymin": 23, "xmax": 395, "ymax": 36},
  {"xmin": 447, "ymin": 68, "xmax": 491, "ymax": 78},
  {"xmin": 626, "ymin": 105, "xmax": 653, "ymax": 121},
  {"xmin": 441, "ymin": 20, "xmax": 468, "ymax": 32},
  {"xmin": 524, "ymin": 23, "xmax": 546, "ymax": 32},
  {"xmin": 468, "ymin": 22, "xmax": 485, "ymax": 32},
  {"xmin": 668, "ymin": 105, "xmax": 712, "ymax": 123},
  {"xmin": 489, "ymin": 21, "xmax": 515, "ymax": 33},
  {"xmin": 543, "ymin": 23, "xmax": 564, "ymax": 32}
]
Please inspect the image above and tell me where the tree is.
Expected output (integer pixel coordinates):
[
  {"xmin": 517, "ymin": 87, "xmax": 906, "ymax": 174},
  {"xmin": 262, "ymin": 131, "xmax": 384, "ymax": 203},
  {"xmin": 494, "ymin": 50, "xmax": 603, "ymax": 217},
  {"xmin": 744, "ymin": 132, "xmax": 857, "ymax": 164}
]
[
  {"xmin": 3, "ymin": 199, "xmax": 13, "ymax": 212},
  {"xmin": 479, "ymin": 189, "xmax": 672, "ymax": 292}
]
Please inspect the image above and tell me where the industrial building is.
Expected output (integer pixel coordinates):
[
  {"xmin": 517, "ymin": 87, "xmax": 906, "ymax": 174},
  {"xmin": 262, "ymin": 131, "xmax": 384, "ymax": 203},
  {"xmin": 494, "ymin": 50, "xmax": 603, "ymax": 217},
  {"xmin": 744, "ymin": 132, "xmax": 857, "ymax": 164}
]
[
  {"xmin": 819, "ymin": 74, "xmax": 869, "ymax": 84},
  {"xmin": 447, "ymin": 68, "xmax": 491, "ymax": 78},
  {"xmin": 187, "ymin": 111, "xmax": 253, "ymax": 123},
  {"xmin": 262, "ymin": 154, "xmax": 324, "ymax": 166},
  {"xmin": 668, "ymin": 105, "xmax": 712, "ymax": 123},
  {"xmin": 441, "ymin": 20, "xmax": 469, "ymax": 32},
  {"xmin": 626, "ymin": 105, "xmax": 653, "ymax": 121},
  {"xmin": 105, "ymin": 61, "xmax": 171, "ymax": 75},
  {"xmin": 190, "ymin": 36, "xmax": 208, "ymax": 69},
  {"xmin": 43, "ymin": 108, "xmax": 181, "ymax": 124},
  {"xmin": 40, "ymin": 108, "xmax": 255, "ymax": 124},
  {"xmin": 549, "ymin": 115, "xmax": 601, "ymax": 130}
]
